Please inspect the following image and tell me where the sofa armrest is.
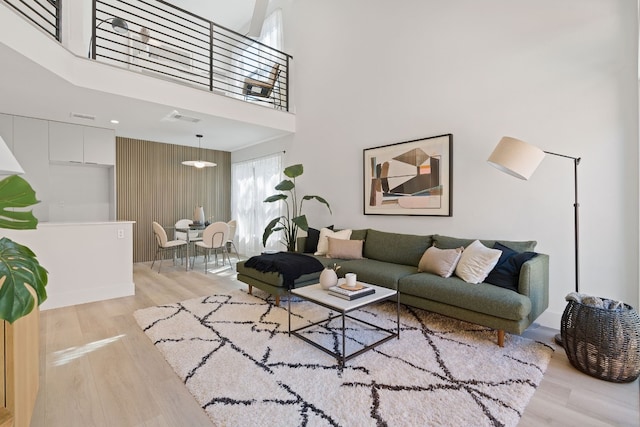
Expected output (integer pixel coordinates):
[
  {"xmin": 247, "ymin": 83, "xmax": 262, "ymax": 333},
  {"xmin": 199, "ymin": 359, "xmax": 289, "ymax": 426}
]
[{"xmin": 518, "ymin": 253, "xmax": 549, "ymax": 323}]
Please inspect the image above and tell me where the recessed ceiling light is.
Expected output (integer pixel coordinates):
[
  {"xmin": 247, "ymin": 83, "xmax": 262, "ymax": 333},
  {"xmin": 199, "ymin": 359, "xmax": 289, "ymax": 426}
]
[{"xmin": 110, "ymin": 119, "xmax": 120, "ymax": 124}]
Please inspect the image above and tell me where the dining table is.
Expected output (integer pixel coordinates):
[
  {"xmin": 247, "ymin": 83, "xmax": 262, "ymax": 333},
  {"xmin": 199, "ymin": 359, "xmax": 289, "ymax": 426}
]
[{"xmin": 175, "ymin": 223, "xmax": 206, "ymax": 270}]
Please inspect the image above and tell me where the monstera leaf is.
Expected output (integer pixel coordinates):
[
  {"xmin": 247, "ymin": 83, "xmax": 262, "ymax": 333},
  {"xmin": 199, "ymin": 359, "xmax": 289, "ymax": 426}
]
[
  {"xmin": 0, "ymin": 238, "xmax": 48, "ymax": 323},
  {"xmin": 0, "ymin": 174, "xmax": 39, "ymax": 229},
  {"xmin": 0, "ymin": 175, "xmax": 48, "ymax": 323}
]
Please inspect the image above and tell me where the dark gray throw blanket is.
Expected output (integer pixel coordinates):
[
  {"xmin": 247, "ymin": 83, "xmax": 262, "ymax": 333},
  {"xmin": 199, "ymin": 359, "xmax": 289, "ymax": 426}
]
[{"xmin": 244, "ymin": 252, "xmax": 324, "ymax": 289}]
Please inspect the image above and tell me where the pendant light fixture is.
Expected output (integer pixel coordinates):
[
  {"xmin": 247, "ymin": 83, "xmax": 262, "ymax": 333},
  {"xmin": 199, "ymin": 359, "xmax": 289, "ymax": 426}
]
[{"xmin": 182, "ymin": 134, "xmax": 217, "ymax": 168}]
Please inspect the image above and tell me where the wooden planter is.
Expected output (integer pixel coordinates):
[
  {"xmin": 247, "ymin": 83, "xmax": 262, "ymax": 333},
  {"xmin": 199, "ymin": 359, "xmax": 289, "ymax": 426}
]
[{"xmin": 0, "ymin": 301, "xmax": 40, "ymax": 427}]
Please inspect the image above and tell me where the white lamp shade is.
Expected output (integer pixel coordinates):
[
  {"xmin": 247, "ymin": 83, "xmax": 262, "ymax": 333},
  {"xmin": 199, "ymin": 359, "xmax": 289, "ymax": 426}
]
[
  {"xmin": 182, "ymin": 160, "xmax": 217, "ymax": 168},
  {"xmin": 0, "ymin": 136, "xmax": 24, "ymax": 175},
  {"xmin": 182, "ymin": 134, "xmax": 216, "ymax": 168},
  {"xmin": 487, "ymin": 136, "xmax": 545, "ymax": 180}
]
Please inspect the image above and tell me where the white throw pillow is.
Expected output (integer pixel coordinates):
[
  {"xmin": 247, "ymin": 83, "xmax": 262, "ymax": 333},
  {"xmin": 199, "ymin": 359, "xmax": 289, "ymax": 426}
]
[
  {"xmin": 418, "ymin": 246, "xmax": 463, "ymax": 278},
  {"xmin": 455, "ymin": 240, "xmax": 502, "ymax": 284},
  {"xmin": 315, "ymin": 228, "xmax": 352, "ymax": 256}
]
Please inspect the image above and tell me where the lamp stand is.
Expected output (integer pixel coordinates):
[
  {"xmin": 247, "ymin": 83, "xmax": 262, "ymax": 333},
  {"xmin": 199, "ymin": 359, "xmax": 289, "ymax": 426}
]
[
  {"xmin": 88, "ymin": 17, "xmax": 129, "ymax": 58},
  {"xmin": 545, "ymin": 151, "xmax": 581, "ymax": 346},
  {"xmin": 487, "ymin": 138, "xmax": 581, "ymax": 348}
]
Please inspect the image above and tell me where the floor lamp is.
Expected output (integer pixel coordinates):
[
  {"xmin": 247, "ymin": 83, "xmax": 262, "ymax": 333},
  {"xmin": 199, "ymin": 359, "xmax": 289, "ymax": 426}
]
[
  {"xmin": 487, "ymin": 136, "xmax": 581, "ymax": 346},
  {"xmin": 87, "ymin": 17, "xmax": 129, "ymax": 58}
]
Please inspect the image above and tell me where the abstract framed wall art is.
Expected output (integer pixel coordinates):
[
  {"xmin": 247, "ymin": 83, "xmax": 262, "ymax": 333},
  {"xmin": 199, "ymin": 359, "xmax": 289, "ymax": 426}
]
[{"xmin": 363, "ymin": 134, "xmax": 452, "ymax": 216}]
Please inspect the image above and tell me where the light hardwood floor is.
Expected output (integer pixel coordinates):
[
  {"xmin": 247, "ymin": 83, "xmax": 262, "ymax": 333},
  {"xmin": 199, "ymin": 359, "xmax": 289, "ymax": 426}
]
[{"xmin": 30, "ymin": 260, "xmax": 639, "ymax": 427}]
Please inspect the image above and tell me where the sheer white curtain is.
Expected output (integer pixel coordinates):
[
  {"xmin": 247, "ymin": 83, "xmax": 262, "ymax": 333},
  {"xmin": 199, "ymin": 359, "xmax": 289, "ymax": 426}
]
[
  {"xmin": 233, "ymin": 9, "xmax": 283, "ymax": 95},
  {"xmin": 259, "ymin": 9, "xmax": 283, "ymax": 52},
  {"xmin": 231, "ymin": 153, "xmax": 283, "ymax": 256}
]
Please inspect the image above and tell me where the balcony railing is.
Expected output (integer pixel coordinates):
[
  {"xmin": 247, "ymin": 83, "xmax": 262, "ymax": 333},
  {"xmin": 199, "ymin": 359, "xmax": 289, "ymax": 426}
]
[
  {"xmin": 91, "ymin": 0, "xmax": 292, "ymax": 111},
  {"xmin": 3, "ymin": 0, "xmax": 61, "ymax": 41}
]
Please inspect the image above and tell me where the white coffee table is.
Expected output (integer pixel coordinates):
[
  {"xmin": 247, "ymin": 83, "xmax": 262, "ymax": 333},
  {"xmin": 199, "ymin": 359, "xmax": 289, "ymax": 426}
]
[{"xmin": 288, "ymin": 282, "xmax": 399, "ymax": 365}]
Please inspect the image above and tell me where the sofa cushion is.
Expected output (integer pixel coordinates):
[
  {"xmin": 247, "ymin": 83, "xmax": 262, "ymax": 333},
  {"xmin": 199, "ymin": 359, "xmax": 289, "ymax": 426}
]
[
  {"xmin": 399, "ymin": 273, "xmax": 532, "ymax": 321},
  {"xmin": 349, "ymin": 229, "xmax": 369, "ymax": 241},
  {"xmin": 433, "ymin": 234, "xmax": 536, "ymax": 253},
  {"xmin": 315, "ymin": 228, "xmax": 352, "ymax": 256},
  {"xmin": 418, "ymin": 246, "xmax": 463, "ymax": 278},
  {"xmin": 485, "ymin": 242, "xmax": 538, "ymax": 292},
  {"xmin": 334, "ymin": 259, "xmax": 418, "ymax": 289},
  {"xmin": 455, "ymin": 240, "xmax": 502, "ymax": 284},
  {"xmin": 327, "ymin": 237, "xmax": 364, "ymax": 259},
  {"xmin": 363, "ymin": 229, "xmax": 432, "ymax": 267}
]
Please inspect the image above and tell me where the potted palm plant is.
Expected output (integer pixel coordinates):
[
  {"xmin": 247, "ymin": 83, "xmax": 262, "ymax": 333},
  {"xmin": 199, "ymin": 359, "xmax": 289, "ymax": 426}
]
[
  {"xmin": 0, "ymin": 174, "xmax": 48, "ymax": 323},
  {"xmin": 262, "ymin": 164, "xmax": 331, "ymax": 252}
]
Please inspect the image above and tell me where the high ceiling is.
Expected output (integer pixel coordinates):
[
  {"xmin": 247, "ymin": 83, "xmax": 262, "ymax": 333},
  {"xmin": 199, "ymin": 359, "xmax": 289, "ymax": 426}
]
[{"xmin": 0, "ymin": 1, "xmax": 291, "ymax": 152}]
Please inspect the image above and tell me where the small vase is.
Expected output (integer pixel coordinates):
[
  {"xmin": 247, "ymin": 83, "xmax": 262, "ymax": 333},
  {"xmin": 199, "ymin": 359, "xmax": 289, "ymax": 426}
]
[
  {"xmin": 319, "ymin": 268, "xmax": 338, "ymax": 289},
  {"xmin": 193, "ymin": 206, "xmax": 205, "ymax": 225}
]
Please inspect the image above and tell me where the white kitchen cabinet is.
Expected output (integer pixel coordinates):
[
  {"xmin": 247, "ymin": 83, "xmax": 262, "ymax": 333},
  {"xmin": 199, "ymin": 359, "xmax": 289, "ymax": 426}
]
[
  {"xmin": 13, "ymin": 116, "xmax": 50, "ymax": 222},
  {"xmin": 48, "ymin": 122, "xmax": 115, "ymax": 166},
  {"xmin": 6, "ymin": 114, "xmax": 115, "ymax": 223},
  {"xmin": 83, "ymin": 126, "xmax": 115, "ymax": 165},
  {"xmin": 0, "ymin": 113, "xmax": 13, "ymax": 150},
  {"xmin": 49, "ymin": 121, "xmax": 84, "ymax": 163}
]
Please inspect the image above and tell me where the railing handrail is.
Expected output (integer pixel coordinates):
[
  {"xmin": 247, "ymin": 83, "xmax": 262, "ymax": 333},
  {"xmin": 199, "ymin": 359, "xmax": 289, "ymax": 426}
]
[
  {"xmin": 1, "ymin": 0, "xmax": 293, "ymax": 111},
  {"xmin": 151, "ymin": 0, "xmax": 290, "ymax": 60},
  {"xmin": 92, "ymin": 0, "xmax": 292, "ymax": 111},
  {"xmin": 2, "ymin": 0, "xmax": 61, "ymax": 41}
]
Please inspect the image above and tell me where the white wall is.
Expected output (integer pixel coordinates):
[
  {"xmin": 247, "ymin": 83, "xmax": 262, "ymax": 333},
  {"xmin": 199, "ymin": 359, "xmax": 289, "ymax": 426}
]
[
  {"xmin": 49, "ymin": 164, "xmax": 113, "ymax": 222},
  {"xmin": 233, "ymin": 0, "xmax": 639, "ymax": 329}
]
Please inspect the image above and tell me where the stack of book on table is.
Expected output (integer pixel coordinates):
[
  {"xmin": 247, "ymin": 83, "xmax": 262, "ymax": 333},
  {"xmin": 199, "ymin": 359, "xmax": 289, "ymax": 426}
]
[{"xmin": 328, "ymin": 283, "xmax": 375, "ymax": 300}]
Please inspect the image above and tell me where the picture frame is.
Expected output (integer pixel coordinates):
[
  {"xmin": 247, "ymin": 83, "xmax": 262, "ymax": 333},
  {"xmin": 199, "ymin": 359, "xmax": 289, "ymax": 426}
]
[{"xmin": 363, "ymin": 133, "xmax": 453, "ymax": 216}]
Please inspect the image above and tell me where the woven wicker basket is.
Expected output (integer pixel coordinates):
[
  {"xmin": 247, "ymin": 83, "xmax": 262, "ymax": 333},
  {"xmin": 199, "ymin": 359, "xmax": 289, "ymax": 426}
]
[{"xmin": 561, "ymin": 299, "xmax": 640, "ymax": 383}]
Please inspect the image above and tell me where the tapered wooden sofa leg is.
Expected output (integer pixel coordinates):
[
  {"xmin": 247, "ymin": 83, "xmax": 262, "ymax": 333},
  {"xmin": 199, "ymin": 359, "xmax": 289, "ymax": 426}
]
[
  {"xmin": 248, "ymin": 285, "xmax": 253, "ymax": 295},
  {"xmin": 497, "ymin": 330, "xmax": 505, "ymax": 347},
  {"xmin": 275, "ymin": 295, "xmax": 280, "ymax": 306}
]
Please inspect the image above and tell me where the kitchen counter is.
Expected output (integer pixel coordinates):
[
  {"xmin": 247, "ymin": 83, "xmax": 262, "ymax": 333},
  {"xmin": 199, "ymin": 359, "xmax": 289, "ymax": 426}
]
[{"xmin": 1, "ymin": 221, "xmax": 135, "ymax": 309}]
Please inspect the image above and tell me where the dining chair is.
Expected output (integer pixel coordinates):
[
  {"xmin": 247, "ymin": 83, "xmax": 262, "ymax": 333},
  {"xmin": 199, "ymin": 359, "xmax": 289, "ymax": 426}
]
[
  {"xmin": 226, "ymin": 219, "xmax": 240, "ymax": 261},
  {"xmin": 174, "ymin": 218, "xmax": 200, "ymax": 241},
  {"xmin": 194, "ymin": 221, "xmax": 230, "ymax": 273},
  {"xmin": 151, "ymin": 221, "xmax": 187, "ymax": 273}
]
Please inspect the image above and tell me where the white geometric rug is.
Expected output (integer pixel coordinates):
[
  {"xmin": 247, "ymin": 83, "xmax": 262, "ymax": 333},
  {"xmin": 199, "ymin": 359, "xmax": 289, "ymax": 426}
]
[{"xmin": 134, "ymin": 289, "xmax": 554, "ymax": 427}]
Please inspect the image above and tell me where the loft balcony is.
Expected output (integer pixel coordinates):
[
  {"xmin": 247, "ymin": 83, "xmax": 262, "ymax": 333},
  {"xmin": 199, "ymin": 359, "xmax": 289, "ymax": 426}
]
[{"xmin": 0, "ymin": 0, "xmax": 295, "ymax": 150}]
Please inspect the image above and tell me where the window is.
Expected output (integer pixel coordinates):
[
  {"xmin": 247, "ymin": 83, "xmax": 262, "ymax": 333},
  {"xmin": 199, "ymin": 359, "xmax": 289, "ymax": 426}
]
[
  {"xmin": 258, "ymin": 9, "xmax": 283, "ymax": 52},
  {"xmin": 236, "ymin": 9, "xmax": 283, "ymax": 94},
  {"xmin": 231, "ymin": 153, "xmax": 283, "ymax": 256}
]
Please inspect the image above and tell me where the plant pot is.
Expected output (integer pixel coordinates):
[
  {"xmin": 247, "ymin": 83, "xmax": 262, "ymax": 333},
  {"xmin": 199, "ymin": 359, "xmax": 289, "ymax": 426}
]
[{"xmin": 319, "ymin": 268, "xmax": 338, "ymax": 289}]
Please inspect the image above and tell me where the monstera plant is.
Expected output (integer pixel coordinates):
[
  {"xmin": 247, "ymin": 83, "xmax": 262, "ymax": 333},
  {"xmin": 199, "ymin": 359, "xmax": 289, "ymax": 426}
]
[
  {"xmin": 0, "ymin": 175, "xmax": 48, "ymax": 323},
  {"xmin": 262, "ymin": 164, "xmax": 331, "ymax": 252}
]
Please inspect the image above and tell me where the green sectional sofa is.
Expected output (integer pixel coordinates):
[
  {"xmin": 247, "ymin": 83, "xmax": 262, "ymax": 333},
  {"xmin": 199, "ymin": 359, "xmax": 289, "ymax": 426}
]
[{"xmin": 236, "ymin": 228, "xmax": 549, "ymax": 346}]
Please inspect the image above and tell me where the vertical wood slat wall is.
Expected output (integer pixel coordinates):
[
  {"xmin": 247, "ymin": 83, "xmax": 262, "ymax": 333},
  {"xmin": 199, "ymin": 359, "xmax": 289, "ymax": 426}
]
[{"xmin": 116, "ymin": 137, "xmax": 231, "ymax": 263}]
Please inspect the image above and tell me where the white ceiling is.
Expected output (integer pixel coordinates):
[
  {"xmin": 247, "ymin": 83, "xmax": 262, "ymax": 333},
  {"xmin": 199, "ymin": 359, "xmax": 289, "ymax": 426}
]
[{"xmin": 0, "ymin": 1, "xmax": 289, "ymax": 152}]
